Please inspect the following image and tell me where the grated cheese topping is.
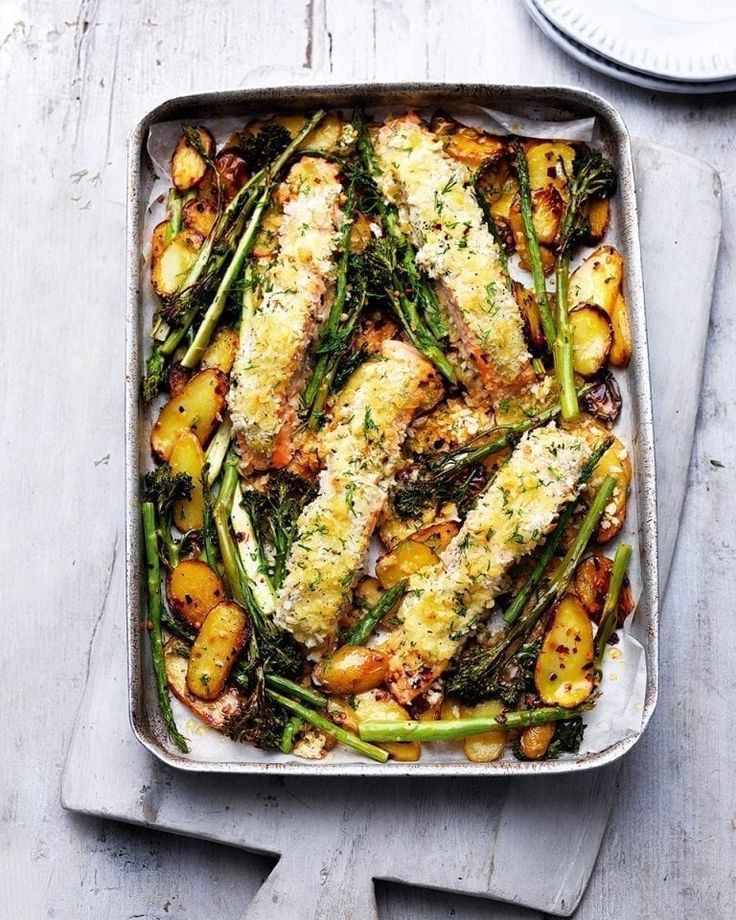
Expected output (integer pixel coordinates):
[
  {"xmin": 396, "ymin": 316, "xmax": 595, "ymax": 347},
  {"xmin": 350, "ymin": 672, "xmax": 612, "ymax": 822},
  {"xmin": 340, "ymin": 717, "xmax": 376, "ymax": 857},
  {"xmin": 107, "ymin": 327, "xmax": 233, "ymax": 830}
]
[
  {"xmin": 273, "ymin": 340, "xmax": 441, "ymax": 647},
  {"xmin": 372, "ymin": 115, "xmax": 532, "ymax": 398},
  {"xmin": 228, "ymin": 157, "xmax": 344, "ymax": 462}
]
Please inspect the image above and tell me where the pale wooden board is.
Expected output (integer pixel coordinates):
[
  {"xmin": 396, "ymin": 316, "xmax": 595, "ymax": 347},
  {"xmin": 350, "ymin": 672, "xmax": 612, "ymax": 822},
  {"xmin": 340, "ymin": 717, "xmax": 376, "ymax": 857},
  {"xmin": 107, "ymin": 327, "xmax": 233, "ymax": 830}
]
[
  {"xmin": 3, "ymin": 2, "xmax": 735, "ymax": 918},
  {"xmin": 59, "ymin": 140, "xmax": 720, "ymax": 919}
]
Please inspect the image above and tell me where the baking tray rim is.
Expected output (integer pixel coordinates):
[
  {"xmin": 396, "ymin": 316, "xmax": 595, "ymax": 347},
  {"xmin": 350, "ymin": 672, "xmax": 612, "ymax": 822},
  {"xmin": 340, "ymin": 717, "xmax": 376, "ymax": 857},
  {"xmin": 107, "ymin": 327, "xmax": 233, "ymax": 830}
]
[{"xmin": 125, "ymin": 81, "xmax": 659, "ymax": 776}]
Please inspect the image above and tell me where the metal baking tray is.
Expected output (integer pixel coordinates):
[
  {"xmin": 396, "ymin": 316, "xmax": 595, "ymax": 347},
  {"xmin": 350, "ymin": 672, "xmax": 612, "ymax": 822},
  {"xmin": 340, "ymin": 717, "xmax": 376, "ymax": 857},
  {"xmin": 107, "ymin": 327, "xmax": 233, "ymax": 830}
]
[{"xmin": 126, "ymin": 83, "xmax": 658, "ymax": 775}]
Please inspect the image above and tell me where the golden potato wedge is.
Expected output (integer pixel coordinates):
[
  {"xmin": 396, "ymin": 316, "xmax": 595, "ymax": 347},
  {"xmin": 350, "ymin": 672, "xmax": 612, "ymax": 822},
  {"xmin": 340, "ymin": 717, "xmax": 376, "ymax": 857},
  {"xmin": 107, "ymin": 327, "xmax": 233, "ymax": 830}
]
[
  {"xmin": 570, "ymin": 304, "xmax": 614, "ymax": 377},
  {"xmin": 151, "ymin": 220, "xmax": 169, "ymax": 263},
  {"xmin": 513, "ymin": 282, "xmax": 545, "ymax": 351},
  {"xmin": 519, "ymin": 723, "xmax": 556, "ymax": 760},
  {"xmin": 151, "ymin": 228, "xmax": 204, "ymax": 298},
  {"xmin": 201, "ymin": 327, "xmax": 239, "ymax": 374},
  {"xmin": 535, "ymin": 594, "xmax": 595, "ymax": 708},
  {"xmin": 171, "ymin": 127, "xmax": 215, "ymax": 191},
  {"xmin": 164, "ymin": 638, "xmax": 243, "ymax": 729},
  {"xmin": 151, "ymin": 368, "xmax": 228, "ymax": 461},
  {"xmin": 568, "ymin": 245, "xmax": 623, "ymax": 316},
  {"xmin": 526, "ymin": 141, "xmax": 576, "ymax": 197},
  {"xmin": 214, "ymin": 147, "xmax": 249, "ymax": 199},
  {"xmin": 353, "ymin": 689, "xmax": 421, "ymax": 762},
  {"xmin": 375, "ymin": 537, "xmax": 440, "ymax": 589},
  {"xmin": 183, "ymin": 197, "xmax": 218, "ymax": 237},
  {"xmin": 584, "ymin": 198, "xmax": 610, "ymax": 243},
  {"xmin": 572, "ymin": 552, "xmax": 634, "ymax": 626},
  {"xmin": 586, "ymin": 437, "xmax": 632, "ymax": 543},
  {"xmin": 410, "ymin": 520, "xmax": 460, "ymax": 555},
  {"xmin": 532, "ymin": 185, "xmax": 565, "ymax": 245},
  {"xmin": 167, "ymin": 363, "xmax": 189, "ymax": 399},
  {"xmin": 461, "ymin": 699, "xmax": 507, "ymax": 762},
  {"xmin": 186, "ymin": 601, "xmax": 249, "ymax": 700},
  {"xmin": 167, "ymin": 559, "xmax": 225, "ymax": 629},
  {"xmin": 301, "ymin": 112, "xmax": 356, "ymax": 155},
  {"xmin": 431, "ymin": 114, "xmax": 505, "ymax": 170},
  {"xmin": 168, "ymin": 430, "xmax": 205, "ymax": 531},
  {"xmin": 313, "ymin": 646, "xmax": 388, "ymax": 695},
  {"xmin": 350, "ymin": 211, "xmax": 374, "ymax": 253},
  {"xmin": 610, "ymin": 292, "xmax": 633, "ymax": 367},
  {"xmin": 354, "ymin": 576, "xmax": 383, "ymax": 608}
]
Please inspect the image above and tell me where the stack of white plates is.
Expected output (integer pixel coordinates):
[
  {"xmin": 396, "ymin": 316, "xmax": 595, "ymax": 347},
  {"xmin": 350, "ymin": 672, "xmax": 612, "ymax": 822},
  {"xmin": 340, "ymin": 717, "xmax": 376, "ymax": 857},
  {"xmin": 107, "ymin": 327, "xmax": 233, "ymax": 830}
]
[{"xmin": 524, "ymin": 0, "xmax": 736, "ymax": 93}]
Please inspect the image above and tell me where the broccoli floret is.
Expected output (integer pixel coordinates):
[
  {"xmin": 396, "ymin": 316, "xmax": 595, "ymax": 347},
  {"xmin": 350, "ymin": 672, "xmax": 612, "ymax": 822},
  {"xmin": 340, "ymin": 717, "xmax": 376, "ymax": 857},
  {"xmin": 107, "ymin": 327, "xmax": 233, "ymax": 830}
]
[
  {"xmin": 241, "ymin": 123, "xmax": 292, "ymax": 172},
  {"xmin": 224, "ymin": 671, "xmax": 286, "ymax": 751}
]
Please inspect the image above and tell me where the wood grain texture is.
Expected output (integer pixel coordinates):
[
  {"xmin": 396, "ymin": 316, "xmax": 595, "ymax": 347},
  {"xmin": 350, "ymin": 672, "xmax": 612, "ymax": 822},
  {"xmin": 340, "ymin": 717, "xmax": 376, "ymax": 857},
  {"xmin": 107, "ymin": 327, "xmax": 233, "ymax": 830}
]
[{"xmin": 2, "ymin": 0, "xmax": 735, "ymax": 918}]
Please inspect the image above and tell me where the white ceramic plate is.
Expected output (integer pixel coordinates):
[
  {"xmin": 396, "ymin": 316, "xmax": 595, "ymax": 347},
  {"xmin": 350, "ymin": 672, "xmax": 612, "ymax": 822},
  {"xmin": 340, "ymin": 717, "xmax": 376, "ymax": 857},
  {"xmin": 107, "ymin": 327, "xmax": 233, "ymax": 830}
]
[
  {"xmin": 525, "ymin": 0, "xmax": 736, "ymax": 95},
  {"xmin": 532, "ymin": 0, "xmax": 736, "ymax": 83}
]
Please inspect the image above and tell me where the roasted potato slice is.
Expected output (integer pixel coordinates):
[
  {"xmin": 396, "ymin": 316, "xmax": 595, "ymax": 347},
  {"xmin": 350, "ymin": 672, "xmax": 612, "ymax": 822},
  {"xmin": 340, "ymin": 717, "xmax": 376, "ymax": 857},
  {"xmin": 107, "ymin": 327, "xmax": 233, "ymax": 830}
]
[
  {"xmin": 570, "ymin": 304, "xmax": 614, "ymax": 377},
  {"xmin": 460, "ymin": 699, "xmax": 507, "ymax": 762},
  {"xmin": 183, "ymin": 197, "xmax": 218, "ymax": 237},
  {"xmin": 519, "ymin": 723, "xmax": 556, "ymax": 760},
  {"xmin": 354, "ymin": 576, "xmax": 383, "ymax": 608},
  {"xmin": 151, "ymin": 228, "xmax": 203, "ymax": 298},
  {"xmin": 201, "ymin": 327, "xmax": 238, "ymax": 374},
  {"xmin": 167, "ymin": 363, "xmax": 189, "ymax": 399},
  {"xmin": 508, "ymin": 196, "xmax": 555, "ymax": 274},
  {"xmin": 526, "ymin": 141, "xmax": 576, "ymax": 197},
  {"xmin": 167, "ymin": 559, "xmax": 225, "ymax": 629},
  {"xmin": 431, "ymin": 114, "xmax": 505, "ymax": 170},
  {"xmin": 168, "ymin": 430, "xmax": 205, "ymax": 531},
  {"xmin": 609, "ymin": 292, "xmax": 633, "ymax": 367},
  {"xmin": 376, "ymin": 537, "xmax": 440, "ymax": 589},
  {"xmin": 353, "ymin": 689, "xmax": 421, "ymax": 762},
  {"xmin": 535, "ymin": 594, "xmax": 595, "ymax": 708},
  {"xmin": 568, "ymin": 245, "xmax": 623, "ymax": 316},
  {"xmin": 151, "ymin": 368, "xmax": 228, "ymax": 460},
  {"xmin": 171, "ymin": 127, "xmax": 215, "ymax": 192},
  {"xmin": 214, "ymin": 147, "xmax": 249, "ymax": 199},
  {"xmin": 513, "ymin": 282, "xmax": 545, "ymax": 351},
  {"xmin": 572, "ymin": 552, "xmax": 634, "ymax": 625},
  {"xmin": 186, "ymin": 601, "xmax": 249, "ymax": 700},
  {"xmin": 314, "ymin": 646, "xmax": 389, "ymax": 695},
  {"xmin": 531, "ymin": 185, "xmax": 565, "ymax": 245},
  {"xmin": 586, "ymin": 436, "xmax": 632, "ymax": 542},
  {"xmin": 584, "ymin": 198, "xmax": 610, "ymax": 243},
  {"xmin": 151, "ymin": 220, "xmax": 169, "ymax": 263},
  {"xmin": 303, "ymin": 112, "xmax": 356, "ymax": 155},
  {"xmin": 410, "ymin": 520, "xmax": 460, "ymax": 555},
  {"xmin": 164, "ymin": 638, "xmax": 243, "ymax": 729}
]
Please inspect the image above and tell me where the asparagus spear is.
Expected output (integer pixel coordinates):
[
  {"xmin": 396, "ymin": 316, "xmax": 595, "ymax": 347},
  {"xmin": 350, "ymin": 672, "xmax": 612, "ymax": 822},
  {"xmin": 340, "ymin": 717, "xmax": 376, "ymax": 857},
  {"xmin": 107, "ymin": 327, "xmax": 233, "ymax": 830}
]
[
  {"xmin": 594, "ymin": 542, "xmax": 632, "ymax": 681},
  {"xmin": 344, "ymin": 579, "xmax": 409, "ymax": 647},
  {"xmin": 141, "ymin": 502, "xmax": 189, "ymax": 753},
  {"xmin": 359, "ymin": 701, "xmax": 594, "ymax": 743}
]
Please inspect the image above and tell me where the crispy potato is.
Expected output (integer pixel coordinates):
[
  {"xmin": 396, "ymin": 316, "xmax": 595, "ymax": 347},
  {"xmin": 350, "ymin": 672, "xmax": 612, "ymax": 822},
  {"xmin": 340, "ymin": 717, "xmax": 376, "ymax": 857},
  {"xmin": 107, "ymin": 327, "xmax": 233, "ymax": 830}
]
[
  {"xmin": 164, "ymin": 638, "xmax": 243, "ymax": 728},
  {"xmin": 186, "ymin": 601, "xmax": 249, "ymax": 700},
  {"xmin": 214, "ymin": 147, "xmax": 249, "ymax": 199},
  {"xmin": 151, "ymin": 368, "xmax": 228, "ymax": 461},
  {"xmin": 151, "ymin": 220, "xmax": 169, "ymax": 262},
  {"xmin": 376, "ymin": 537, "xmax": 440, "ymax": 589},
  {"xmin": 508, "ymin": 196, "xmax": 556, "ymax": 274},
  {"xmin": 572, "ymin": 552, "xmax": 634, "ymax": 626},
  {"xmin": 302, "ymin": 112, "xmax": 356, "ymax": 155},
  {"xmin": 353, "ymin": 689, "xmax": 421, "ymax": 762},
  {"xmin": 461, "ymin": 699, "xmax": 507, "ymax": 762},
  {"xmin": 171, "ymin": 127, "xmax": 215, "ymax": 192},
  {"xmin": 151, "ymin": 228, "xmax": 203, "ymax": 298},
  {"xmin": 532, "ymin": 185, "xmax": 564, "ymax": 245},
  {"xmin": 535, "ymin": 594, "xmax": 595, "ymax": 708},
  {"xmin": 167, "ymin": 559, "xmax": 225, "ymax": 629},
  {"xmin": 478, "ymin": 158, "xmax": 518, "ymax": 222},
  {"xmin": 167, "ymin": 363, "xmax": 189, "ymax": 399},
  {"xmin": 410, "ymin": 520, "xmax": 460, "ymax": 555},
  {"xmin": 202, "ymin": 327, "xmax": 239, "ymax": 374},
  {"xmin": 350, "ymin": 212, "xmax": 374, "ymax": 253},
  {"xmin": 354, "ymin": 576, "xmax": 383, "ymax": 608},
  {"xmin": 584, "ymin": 198, "xmax": 610, "ymax": 242},
  {"xmin": 568, "ymin": 245, "xmax": 623, "ymax": 316},
  {"xmin": 513, "ymin": 282, "xmax": 545, "ymax": 351},
  {"xmin": 586, "ymin": 436, "xmax": 632, "ymax": 543},
  {"xmin": 570, "ymin": 304, "xmax": 613, "ymax": 377},
  {"xmin": 519, "ymin": 723, "xmax": 556, "ymax": 760},
  {"xmin": 431, "ymin": 114, "xmax": 505, "ymax": 170},
  {"xmin": 610, "ymin": 292, "xmax": 633, "ymax": 367},
  {"xmin": 314, "ymin": 646, "xmax": 388, "ymax": 695},
  {"xmin": 168, "ymin": 430, "xmax": 205, "ymax": 531},
  {"xmin": 526, "ymin": 141, "xmax": 576, "ymax": 197},
  {"xmin": 183, "ymin": 197, "xmax": 218, "ymax": 237}
]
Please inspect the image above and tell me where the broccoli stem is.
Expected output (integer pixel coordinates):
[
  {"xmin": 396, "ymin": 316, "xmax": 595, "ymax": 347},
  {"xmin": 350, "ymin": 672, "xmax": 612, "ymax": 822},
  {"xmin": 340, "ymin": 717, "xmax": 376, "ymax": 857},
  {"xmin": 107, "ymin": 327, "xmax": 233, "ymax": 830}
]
[
  {"xmin": 141, "ymin": 502, "xmax": 189, "ymax": 753},
  {"xmin": 503, "ymin": 436, "xmax": 612, "ymax": 624},
  {"xmin": 553, "ymin": 252, "xmax": 579, "ymax": 420},
  {"xmin": 344, "ymin": 579, "xmax": 408, "ymax": 647},
  {"xmin": 359, "ymin": 702, "xmax": 593, "ymax": 743},
  {"xmin": 180, "ymin": 110, "xmax": 328, "ymax": 369},
  {"xmin": 594, "ymin": 543, "xmax": 632, "ymax": 681},
  {"xmin": 266, "ymin": 689, "xmax": 389, "ymax": 763},
  {"xmin": 513, "ymin": 141, "xmax": 556, "ymax": 346}
]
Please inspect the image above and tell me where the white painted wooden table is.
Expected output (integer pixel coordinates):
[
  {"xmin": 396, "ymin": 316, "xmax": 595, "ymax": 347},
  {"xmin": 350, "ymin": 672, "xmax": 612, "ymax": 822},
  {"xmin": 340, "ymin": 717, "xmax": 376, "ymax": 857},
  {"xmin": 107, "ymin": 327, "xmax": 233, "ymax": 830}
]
[{"xmin": 2, "ymin": 2, "xmax": 734, "ymax": 918}]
